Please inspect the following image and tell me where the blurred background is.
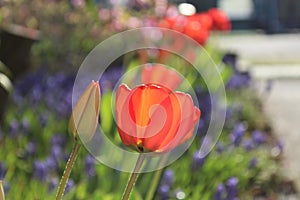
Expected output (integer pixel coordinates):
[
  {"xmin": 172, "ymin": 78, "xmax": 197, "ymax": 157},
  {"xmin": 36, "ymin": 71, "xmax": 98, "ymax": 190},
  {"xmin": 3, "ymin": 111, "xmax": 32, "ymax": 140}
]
[{"xmin": 0, "ymin": 0, "xmax": 299, "ymax": 199}]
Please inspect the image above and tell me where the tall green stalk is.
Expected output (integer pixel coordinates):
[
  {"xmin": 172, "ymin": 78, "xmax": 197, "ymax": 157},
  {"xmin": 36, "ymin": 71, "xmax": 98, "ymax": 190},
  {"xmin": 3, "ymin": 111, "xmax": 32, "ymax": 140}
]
[{"xmin": 56, "ymin": 142, "xmax": 81, "ymax": 200}]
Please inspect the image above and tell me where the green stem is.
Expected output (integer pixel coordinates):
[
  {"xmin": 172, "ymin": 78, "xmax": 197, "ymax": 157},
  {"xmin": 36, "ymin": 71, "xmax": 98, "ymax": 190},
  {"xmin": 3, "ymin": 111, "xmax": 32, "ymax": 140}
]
[
  {"xmin": 145, "ymin": 155, "xmax": 168, "ymax": 200},
  {"xmin": 56, "ymin": 142, "xmax": 81, "ymax": 200},
  {"xmin": 121, "ymin": 154, "xmax": 145, "ymax": 200}
]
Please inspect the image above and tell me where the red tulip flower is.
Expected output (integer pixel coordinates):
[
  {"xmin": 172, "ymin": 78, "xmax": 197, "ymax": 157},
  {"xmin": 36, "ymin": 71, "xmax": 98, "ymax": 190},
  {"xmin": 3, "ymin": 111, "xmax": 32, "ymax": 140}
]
[
  {"xmin": 116, "ymin": 83, "xmax": 200, "ymax": 153},
  {"xmin": 187, "ymin": 13, "xmax": 213, "ymax": 30},
  {"xmin": 208, "ymin": 8, "xmax": 231, "ymax": 31},
  {"xmin": 183, "ymin": 19, "xmax": 210, "ymax": 45}
]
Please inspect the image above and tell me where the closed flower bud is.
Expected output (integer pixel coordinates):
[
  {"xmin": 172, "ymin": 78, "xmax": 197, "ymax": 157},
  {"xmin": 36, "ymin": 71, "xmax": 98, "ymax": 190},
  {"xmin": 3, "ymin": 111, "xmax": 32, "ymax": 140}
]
[{"xmin": 69, "ymin": 81, "xmax": 101, "ymax": 142}]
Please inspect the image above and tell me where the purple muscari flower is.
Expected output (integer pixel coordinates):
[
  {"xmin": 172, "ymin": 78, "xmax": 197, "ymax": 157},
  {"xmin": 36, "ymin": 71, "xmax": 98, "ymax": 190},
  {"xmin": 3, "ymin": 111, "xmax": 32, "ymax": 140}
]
[
  {"xmin": 55, "ymin": 102, "xmax": 69, "ymax": 118},
  {"xmin": 158, "ymin": 184, "xmax": 170, "ymax": 200},
  {"xmin": 51, "ymin": 134, "xmax": 66, "ymax": 147},
  {"xmin": 252, "ymin": 130, "xmax": 266, "ymax": 146},
  {"xmin": 226, "ymin": 72, "xmax": 251, "ymax": 89},
  {"xmin": 249, "ymin": 158, "xmax": 257, "ymax": 169},
  {"xmin": 0, "ymin": 163, "xmax": 7, "ymax": 179},
  {"xmin": 226, "ymin": 177, "xmax": 239, "ymax": 200},
  {"xmin": 33, "ymin": 161, "xmax": 47, "ymax": 182},
  {"xmin": 31, "ymin": 85, "xmax": 43, "ymax": 103},
  {"xmin": 216, "ymin": 142, "xmax": 225, "ymax": 154},
  {"xmin": 214, "ymin": 183, "xmax": 225, "ymax": 200},
  {"xmin": 45, "ymin": 156, "xmax": 57, "ymax": 171},
  {"xmin": 230, "ymin": 123, "xmax": 246, "ymax": 146},
  {"xmin": 191, "ymin": 151, "xmax": 206, "ymax": 170},
  {"xmin": 65, "ymin": 179, "xmax": 75, "ymax": 193},
  {"xmin": 85, "ymin": 155, "xmax": 96, "ymax": 178},
  {"xmin": 99, "ymin": 67, "xmax": 124, "ymax": 92},
  {"xmin": 21, "ymin": 118, "xmax": 30, "ymax": 133},
  {"xmin": 222, "ymin": 53, "xmax": 238, "ymax": 71},
  {"xmin": 243, "ymin": 139, "xmax": 254, "ymax": 151},
  {"xmin": 46, "ymin": 76, "xmax": 58, "ymax": 90},
  {"xmin": 49, "ymin": 177, "xmax": 58, "ymax": 192},
  {"xmin": 277, "ymin": 140, "xmax": 284, "ymax": 152},
  {"xmin": 8, "ymin": 120, "xmax": 19, "ymax": 136},
  {"xmin": 45, "ymin": 95, "xmax": 56, "ymax": 108},
  {"xmin": 12, "ymin": 92, "xmax": 23, "ymax": 105},
  {"xmin": 51, "ymin": 145, "xmax": 63, "ymax": 162},
  {"xmin": 26, "ymin": 141, "xmax": 36, "ymax": 156},
  {"xmin": 39, "ymin": 112, "xmax": 48, "ymax": 127},
  {"xmin": 161, "ymin": 169, "xmax": 174, "ymax": 186}
]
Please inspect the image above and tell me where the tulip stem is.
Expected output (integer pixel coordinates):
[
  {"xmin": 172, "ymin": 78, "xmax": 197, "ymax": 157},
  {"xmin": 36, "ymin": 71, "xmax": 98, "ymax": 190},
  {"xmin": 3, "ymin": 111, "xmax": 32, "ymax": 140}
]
[
  {"xmin": 56, "ymin": 141, "xmax": 81, "ymax": 200},
  {"xmin": 121, "ymin": 154, "xmax": 145, "ymax": 200}
]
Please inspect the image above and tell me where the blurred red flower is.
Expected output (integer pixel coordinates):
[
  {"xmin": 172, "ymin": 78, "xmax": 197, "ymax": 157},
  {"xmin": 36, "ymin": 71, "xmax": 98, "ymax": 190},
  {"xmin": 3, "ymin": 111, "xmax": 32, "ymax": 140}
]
[
  {"xmin": 158, "ymin": 13, "xmax": 211, "ymax": 45},
  {"xmin": 116, "ymin": 83, "xmax": 200, "ymax": 153},
  {"xmin": 187, "ymin": 13, "xmax": 213, "ymax": 30},
  {"xmin": 183, "ymin": 18, "xmax": 210, "ymax": 45},
  {"xmin": 208, "ymin": 8, "xmax": 231, "ymax": 31}
]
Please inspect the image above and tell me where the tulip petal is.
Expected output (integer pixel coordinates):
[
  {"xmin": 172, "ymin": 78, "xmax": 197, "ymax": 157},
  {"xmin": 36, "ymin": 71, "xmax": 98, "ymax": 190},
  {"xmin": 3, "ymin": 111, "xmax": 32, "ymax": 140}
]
[
  {"xmin": 116, "ymin": 84, "xmax": 137, "ymax": 146},
  {"xmin": 141, "ymin": 65, "xmax": 182, "ymax": 90},
  {"xmin": 158, "ymin": 92, "xmax": 195, "ymax": 151},
  {"xmin": 182, "ymin": 107, "xmax": 201, "ymax": 141},
  {"xmin": 142, "ymin": 89, "xmax": 182, "ymax": 151}
]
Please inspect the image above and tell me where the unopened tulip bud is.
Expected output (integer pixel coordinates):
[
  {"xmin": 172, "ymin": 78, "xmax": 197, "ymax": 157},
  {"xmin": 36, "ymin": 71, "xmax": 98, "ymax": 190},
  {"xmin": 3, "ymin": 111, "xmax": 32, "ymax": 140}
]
[{"xmin": 69, "ymin": 80, "xmax": 101, "ymax": 142}]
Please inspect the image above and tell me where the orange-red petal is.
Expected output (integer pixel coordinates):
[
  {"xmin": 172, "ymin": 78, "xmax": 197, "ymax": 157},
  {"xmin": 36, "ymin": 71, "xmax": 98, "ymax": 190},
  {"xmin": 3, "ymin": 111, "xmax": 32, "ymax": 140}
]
[{"xmin": 141, "ymin": 65, "xmax": 182, "ymax": 90}]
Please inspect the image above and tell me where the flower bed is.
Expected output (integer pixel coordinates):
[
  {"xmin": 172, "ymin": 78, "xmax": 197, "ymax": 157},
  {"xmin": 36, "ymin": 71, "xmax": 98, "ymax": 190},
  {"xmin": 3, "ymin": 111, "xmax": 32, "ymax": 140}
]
[{"xmin": 0, "ymin": 1, "xmax": 296, "ymax": 199}]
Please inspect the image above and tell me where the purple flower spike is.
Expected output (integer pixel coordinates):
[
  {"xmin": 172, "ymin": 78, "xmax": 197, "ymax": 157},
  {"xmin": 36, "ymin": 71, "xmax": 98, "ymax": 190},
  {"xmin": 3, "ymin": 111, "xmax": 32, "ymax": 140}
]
[
  {"xmin": 51, "ymin": 145, "xmax": 63, "ymax": 161},
  {"xmin": 85, "ymin": 155, "xmax": 96, "ymax": 178},
  {"xmin": 243, "ymin": 139, "xmax": 253, "ymax": 151},
  {"xmin": 252, "ymin": 130, "xmax": 266, "ymax": 146},
  {"xmin": 191, "ymin": 151, "xmax": 206, "ymax": 170},
  {"xmin": 8, "ymin": 120, "xmax": 19, "ymax": 136},
  {"xmin": 158, "ymin": 184, "xmax": 170, "ymax": 199},
  {"xmin": 21, "ymin": 118, "xmax": 31, "ymax": 133},
  {"xmin": 33, "ymin": 161, "xmax": 47, "ymax": 182},
  {"xmin": 277, "ymin": 140, "xmax": 284, "ymax": 152},
  {"xmin": 26, "ymin": 141, "xmax": 36, "ymax": 156},
  {"xmin": 249, "ymin": 158, "xmax": 257, "ymax": 169},
  {"xmin": 49, "ymin": 177, "xmax": 58, "ymax": 192},
  {"xmin": 161, "ymin": 169, "xmax": 174, "ymax": 186},
  {"xmin": 214, "ymin": 183, "xmax": 225, "ymax": 200},
  {"xmin": 45, "ymin": 156, "xmax": 57, "ymax": 171},
  {"xmin": 65, "ymin": 179, "xmax": 75, "ymax": 193},
  {"xmin": 216, "ymin": 142, "xmax": 225, "ymax": 154},
  {"xmin": 230, "ymin": 123, "xmax": 246, "ymax": 146},
  {"xmin": 0, "ymin": 163, "xmax": 7, "ymax": 180},
  {"xmin": 51, "ymin": 134, "xmax": 66, "ymax": 147},
  {"xmin": 226, "ymin": 177, "xmax": 239, "ymax": 200}
]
